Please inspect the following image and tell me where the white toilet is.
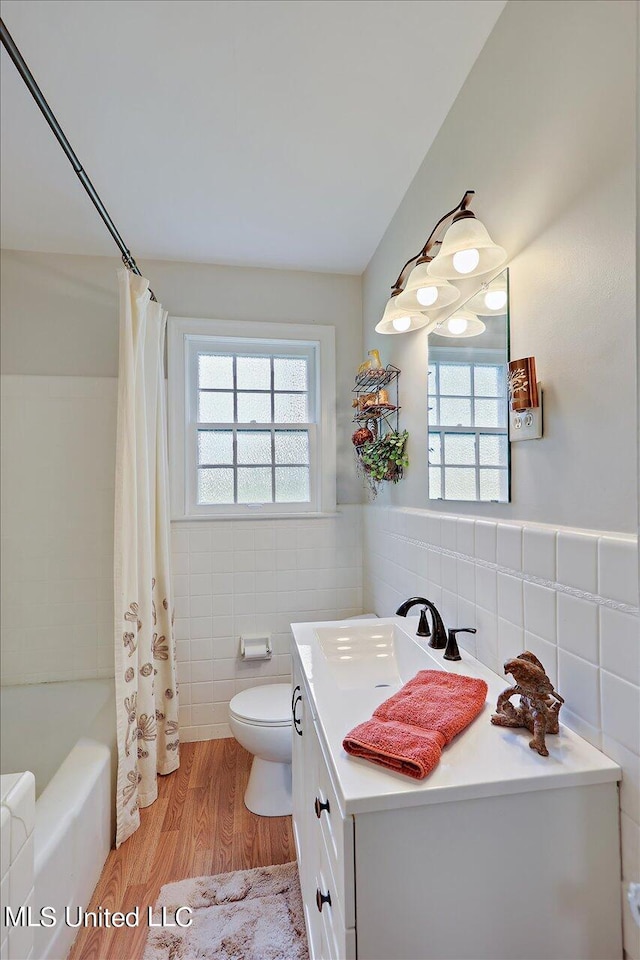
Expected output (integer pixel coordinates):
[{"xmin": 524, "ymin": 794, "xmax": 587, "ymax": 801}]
[{"xmin": 228, "ymin": 683, "xmax": 293, "ymax": 817}]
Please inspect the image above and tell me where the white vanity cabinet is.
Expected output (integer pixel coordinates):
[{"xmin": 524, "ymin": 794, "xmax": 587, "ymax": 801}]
[
  {"xmin": 292, "ymin": 659, "xmax": 357, "ymax": 960},
  {"xmin": 291, "ymin": 618, "xmax": 623, "ymax": 960}
]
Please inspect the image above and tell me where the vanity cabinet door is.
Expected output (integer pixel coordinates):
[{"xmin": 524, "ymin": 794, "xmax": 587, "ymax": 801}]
[
  {"xmin": 314, "ymin": 731, "xmax": 355, "ymax": 929},
  {"xmin": 291, "ymin": 660, "xmax": 306, "ymax": 852},
  {"xmin": 292, "ymin": 660, "xmax": 323, "ymax": 959},
  {"xmin": 292, "ymin": 654, "xmax": 356, "ymax": 959}
]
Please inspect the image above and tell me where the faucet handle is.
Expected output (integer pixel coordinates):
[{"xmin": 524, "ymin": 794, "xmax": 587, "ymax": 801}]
[
  {"xmin": 443, "ymin": 627, "xmax": 476, "ymax": 662},
  {"xmin": 416, "ymin": 608, "xmax": 431, "ymax": 638}
]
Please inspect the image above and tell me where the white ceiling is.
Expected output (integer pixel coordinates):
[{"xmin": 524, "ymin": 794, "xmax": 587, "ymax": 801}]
[{"xmin": 1, "ymin": 0, "xmax": 505, "ymax": 273}]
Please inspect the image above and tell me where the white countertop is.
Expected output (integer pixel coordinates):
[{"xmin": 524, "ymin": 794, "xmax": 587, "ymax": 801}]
[{"xmin": 291, "ymin": 616, "xmax": 620, "ymax": 816}]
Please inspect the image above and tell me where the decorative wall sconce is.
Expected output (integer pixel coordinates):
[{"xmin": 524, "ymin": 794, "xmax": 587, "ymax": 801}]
[
  {"xmin": 375, "ymin": 190, "xmax": 506, "ymax": 335},
  {"xmin": 508, "ymin": 357, "xmax": 543, "ymax": 441}
]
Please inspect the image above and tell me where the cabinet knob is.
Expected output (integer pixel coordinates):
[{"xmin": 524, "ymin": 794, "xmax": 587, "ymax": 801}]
[
  {"xmin": 316, "ymin": 888, "xmax": 331, "ymax": 913},
  {"xmin": 314, "ymin": 796, "xmax": 330, "ymax": 819}
]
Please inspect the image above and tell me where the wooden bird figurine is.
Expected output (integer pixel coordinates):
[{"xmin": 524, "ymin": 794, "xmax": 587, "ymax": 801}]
[{"xmin": 491, "ymin": 651, "xmax": 564, "ymax": 756}]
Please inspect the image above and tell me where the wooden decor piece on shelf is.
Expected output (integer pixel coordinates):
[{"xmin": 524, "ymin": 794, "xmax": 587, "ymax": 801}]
[{"xmin": 491, "ymin": 651, "xmax": 564, "ymax": 757}]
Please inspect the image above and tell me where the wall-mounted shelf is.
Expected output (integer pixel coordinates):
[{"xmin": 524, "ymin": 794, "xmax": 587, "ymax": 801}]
[
  {"xmin": 353, "ymin": 364, "xmax": 400, "ymax": 392},
  {"xmin": 352, "ymin": 364, "xmax": 400, "ymax": 436}
]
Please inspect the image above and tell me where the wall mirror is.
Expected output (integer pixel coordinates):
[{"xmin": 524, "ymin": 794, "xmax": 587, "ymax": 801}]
[{"xmin": 427, "ymin": 269, "xmax": 510, "ymax": 503}]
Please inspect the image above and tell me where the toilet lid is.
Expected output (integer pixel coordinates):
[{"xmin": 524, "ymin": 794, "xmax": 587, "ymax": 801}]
[{"xmin": 229, "ymin": 684, "xmax": 292, "ymax": 726}]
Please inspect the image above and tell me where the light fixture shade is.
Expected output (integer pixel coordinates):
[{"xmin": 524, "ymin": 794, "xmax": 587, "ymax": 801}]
[
  {"xmin": 398, "ymin": 264, "xmax": 461, "ymax": 312},
  {"xmin": 434, "ymin": 309, "xmax": 486, "ymax": 338},
  {"xmin": 375, "ymin": 295, "xmax": 438, "ymax": 335},
  {"xmin": 466, "ymin": 277, "xmax": 508, "ymax": 315},
  {"xmin": 427, "ymin": 216, "xmax": 507, "ymax": 280}
]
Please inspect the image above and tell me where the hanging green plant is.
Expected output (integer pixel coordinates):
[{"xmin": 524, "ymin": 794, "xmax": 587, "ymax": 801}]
[{"xmin": 356, "ymin": 429, "xmax": 409, "ymax": 495}]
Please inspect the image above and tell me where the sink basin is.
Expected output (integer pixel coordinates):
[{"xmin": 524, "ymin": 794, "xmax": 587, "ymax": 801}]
[{"xmin": 313, "ymin": 620, "xmax": 442, "ymax": 690}]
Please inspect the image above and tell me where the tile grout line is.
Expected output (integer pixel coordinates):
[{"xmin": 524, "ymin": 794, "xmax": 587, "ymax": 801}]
[{"xmin": 386, "ymin": 532, "xmax": 640, "ymax": 616}]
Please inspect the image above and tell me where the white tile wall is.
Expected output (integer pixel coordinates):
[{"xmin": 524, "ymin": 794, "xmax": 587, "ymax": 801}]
[
  {"xmin": 172, "ymin": 505, "xmax": 362, "ymax": 742},
  {"xmin": 1, "ymin": 376, "xmax": 117, "ymax": 685},
  {"xmin": 1, "ymin": 772, "xmax": 36, "ymax": 960},
  {"xmin": 363, "ymin": 504, "xmax": 639, "ymax": 960},
  {"xmin": 2, "ymin": 373, "xmax": 634, "ymax": 954}
]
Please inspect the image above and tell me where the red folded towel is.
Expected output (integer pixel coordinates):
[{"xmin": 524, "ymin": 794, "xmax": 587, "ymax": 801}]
[{"xmin": 342, "ymin": 670, "xmax": 488, "ymax": 780}]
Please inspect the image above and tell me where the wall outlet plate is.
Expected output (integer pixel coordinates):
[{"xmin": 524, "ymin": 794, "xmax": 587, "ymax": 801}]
[{"xmin": 509, "ymin": 384, "xmax": 543, "ymax": 441}]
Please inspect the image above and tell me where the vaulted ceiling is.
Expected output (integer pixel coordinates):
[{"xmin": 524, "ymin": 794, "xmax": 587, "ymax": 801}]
[{"xmin": 1, "ymin": 0, "xmax": 505, "ymax": 272}]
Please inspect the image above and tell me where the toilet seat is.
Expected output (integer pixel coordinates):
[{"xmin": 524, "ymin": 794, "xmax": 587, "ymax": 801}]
[{"xmin": 229, "ymin": 683, "xmax": 292, "ymax": 728}]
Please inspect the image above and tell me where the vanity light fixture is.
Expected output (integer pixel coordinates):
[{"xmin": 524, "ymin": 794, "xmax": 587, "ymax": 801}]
[
  {"xmin": 375, "ymin": 190, "xmax": 506, "ymax": 335},
  {"xmin": 427, "ymin": 213, "xmax": 506, "ymax": 281},
  {"xmin": 396, "ymin": 269, "xmax": 460, "ymax": 313},
  {"xmin": 375, "ymin": 295, "xmax": 440, "ymax": 335},
  {"xmin": 466, "ymin": 276, "xmax": 508, "ymax": 316},
  {"xmin": 434, "ymin": 309, "xmax": 486, "ymax": 339}
]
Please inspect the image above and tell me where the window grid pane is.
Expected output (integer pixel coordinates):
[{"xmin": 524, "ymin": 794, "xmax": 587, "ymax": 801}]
[
  {"xmin": 274, "ymin": 393, "xmax": 308, "ymax": 423},
  {"xmin": 237, "ymin": 467, "xmax": 273, "ymax": 504},
  {"xmin": 237, "ymin": 392, "xmax": 272, "ymax": 423},
  {"xmin": 444, "ymin": 467, "xmax": 477, "ymax": 501},
  {"xmin": 275, "ymin": 430, "xmax": 310, "ymax": 465},
  {"xmin": 474, "ymin": 364, "xmax": 504, "ymax": 397},
  {"xmin": 429, "ymin": 358, "xmax": 508, "ymax": 503},
  {"xmin": 439, "ymin": 397, "xmax": 472, "ymax": 427},
  {"xmin": 428, "ymin": 432, "xmax": 441, "ymax": 465},
  {"xmin": 236, "ymin": 356, "xmax": 271, "ymax": 390},
  {"xmin": 439, "ymin": 363, "xmax": 471, "ymax": 396},
  {"xmin": 479, "ymin": 468, "xmax": 508, "ymax": 502},
  {"xmin": 275, "ymin": 467, "xmax": 310, "ymax": 503},
  {"xmin": 237, "ymin": 431, "xmax": 272, "ymax": 465},
  {"xmin": 197, "ymin": 426, "xmax": 311, "ymax": 506},
  {"xmin": 443, "ymin": 433, "xmax": 476, "ymax": 466},
  {"xmin": 198, "ymin": 467, "xmax": 234, "ymax": 504},
  {"xmin": 429, "ymin": 466, "xmax": 442, "ymax": 499},
  {"xmin": 198, "ymin": 354, "xmax": 233, "ymax": 389},
  {"xmin": 274, "ymin": 357, "xmax": 308, "ymax": 391},
  {"xmin": 198, "ymin": 430, "xmax": 234, "ymax": 465},
  {"xmin": 194, "ymin": 347, "xmax": 313, "ymax": 507},
  {"xmin": 199, "ymin": 391, "xmax": 234, "ymax": 423}
]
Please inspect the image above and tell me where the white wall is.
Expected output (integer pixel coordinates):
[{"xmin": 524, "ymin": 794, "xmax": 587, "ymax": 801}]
[
  {"xmin": 363, "ymin": 0, "xmax": 637, "ymax": 534},
  {"xmin": 172, "ymin": 508, "xmax": 362, "ymax": 742},
  {"xmin": 360, "ymin": 3, "xmax": 639, "ymax": 957},
  {"xmin": 1, "ymin": 375, "xmax": 116, "ymax": 685},
  {"xmin": 364, "ymin": 503, "xmax": 639, "ymax": 960},
  {"xmin": 0, "ymin": 253, "xmax": 365, "ymax": 735},
  {"xmin": 0, "ymin": 250, "xmax": 364, "ymax": 503}
]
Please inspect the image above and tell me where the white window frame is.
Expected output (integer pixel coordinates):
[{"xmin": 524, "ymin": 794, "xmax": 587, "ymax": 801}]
[
  {"xmin": 168, "ymin": 317, "xmax": 336, "ymax": 520},
  {"xmin": 428, "ymin": 348, "xmax": 510, "ymax": 503}
]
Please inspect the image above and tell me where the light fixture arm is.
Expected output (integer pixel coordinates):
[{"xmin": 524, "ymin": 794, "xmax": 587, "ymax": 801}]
[{"xmin": 390, "ymin": 190, "xmax": 475, "ymax": 294}]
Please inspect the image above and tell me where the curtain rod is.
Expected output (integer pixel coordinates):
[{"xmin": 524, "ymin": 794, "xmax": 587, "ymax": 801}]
[{"xmin": 0, "ymin": 17, "xmax": 157, "ymax": 301}]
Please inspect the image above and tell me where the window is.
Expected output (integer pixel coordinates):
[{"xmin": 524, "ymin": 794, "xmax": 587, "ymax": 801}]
[
  {"xmin": 168, "ymin": 318, "xmax": 336, "ymax": 518},
  {"xmin": 428, "ymin": 358, "xmax": 509, "ymax": 502}
]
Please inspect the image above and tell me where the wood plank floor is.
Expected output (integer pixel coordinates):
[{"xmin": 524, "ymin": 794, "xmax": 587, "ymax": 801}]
[{"xmin": 68, "ymin": 739, "xmax": 295, "ymax": 960}]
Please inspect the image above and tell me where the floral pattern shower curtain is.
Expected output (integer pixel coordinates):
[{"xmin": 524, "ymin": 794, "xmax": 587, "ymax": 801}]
[{"xmin": 114, "ymin": 270, "xmax": 179, "ymax": 847}]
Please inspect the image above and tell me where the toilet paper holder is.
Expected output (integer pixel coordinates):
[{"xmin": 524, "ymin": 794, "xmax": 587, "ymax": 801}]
[{"xmin": 240, "ymin": 635, "xmax": 272, "ymax": 661}]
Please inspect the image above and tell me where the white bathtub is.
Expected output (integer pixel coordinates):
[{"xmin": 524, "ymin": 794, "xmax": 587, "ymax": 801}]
[{"xmin": 1, "ymin": 679, "xmax": 116, "ymax": 960}]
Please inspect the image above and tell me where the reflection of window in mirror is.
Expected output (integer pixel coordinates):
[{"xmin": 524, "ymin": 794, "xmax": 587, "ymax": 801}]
[{"xmin": 427, "ymin": 269, "xmax": 510, "ymax": 503}]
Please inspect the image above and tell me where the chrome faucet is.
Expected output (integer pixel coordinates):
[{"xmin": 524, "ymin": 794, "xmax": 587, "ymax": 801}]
[{"xmin": 395, "ymin": 597, "xmax": 448, "ymax": 650}]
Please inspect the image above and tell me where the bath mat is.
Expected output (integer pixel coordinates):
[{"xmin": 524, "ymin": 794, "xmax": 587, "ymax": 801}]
[{"xmin": 143, "ymin": 861, "xmax": 308, "ymax": 960}]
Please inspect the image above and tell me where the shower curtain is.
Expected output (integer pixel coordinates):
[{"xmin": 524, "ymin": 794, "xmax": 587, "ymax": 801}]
[{"xmin": 114, "ymin": 269, "xmax": 179, "ymax": 848}]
